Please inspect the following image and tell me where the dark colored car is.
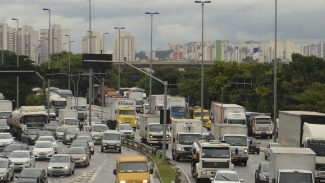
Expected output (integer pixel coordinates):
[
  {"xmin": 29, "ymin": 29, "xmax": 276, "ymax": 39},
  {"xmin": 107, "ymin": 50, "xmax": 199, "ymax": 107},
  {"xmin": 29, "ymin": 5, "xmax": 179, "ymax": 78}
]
[
  {"xmin": 70, "ymin": 140, "xmax": 91, "ymax": 159},
  {"xmin": 248, "ymin": 137, "xmax": 260, "ymax": 154},
  {"xmin": 21, "ymin": 129, "xmax": 40, "ymax": 145},
  {"xmin": 255, "ymin": 161, "xmax": 269, "ymax": 183},
  {"xmin": 16, "ymin": 168, "xmax": 48, "ymax": 183},
  {"xmin": 1, "ymin": 143, "xmax": 29, "ymax": 158}
]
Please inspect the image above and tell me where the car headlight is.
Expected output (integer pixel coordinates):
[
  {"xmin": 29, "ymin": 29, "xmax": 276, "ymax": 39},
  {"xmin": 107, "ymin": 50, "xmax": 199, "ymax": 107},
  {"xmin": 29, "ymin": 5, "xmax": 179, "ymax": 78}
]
[
  {"xmin": 48, "ymin": 166, "xmax": 52, "ymax": 169},
  {"xmin": 143, "ymin": 180, "xmax": 148, "ymax": 183},
  {"xmin": 120, "ymin": 181, "xmax": 126, "ymax": 183},
  {"xmin": 177, "ymin": 147, "xmax": 184, "ymax": 151},
  {"xmin": 82, "ymin": 157, "xmax": 86, "ymax": 160},
  {"xmin": 149, "ymin": 135, "xmax": 153, "ymax": 138},
  {"xmin": 64, "ymin": 166, "xmax": 69, "ymax": 170},
  {"xmin": 244, "ymin": 149, "xmax": 248, "ymax": 153}
]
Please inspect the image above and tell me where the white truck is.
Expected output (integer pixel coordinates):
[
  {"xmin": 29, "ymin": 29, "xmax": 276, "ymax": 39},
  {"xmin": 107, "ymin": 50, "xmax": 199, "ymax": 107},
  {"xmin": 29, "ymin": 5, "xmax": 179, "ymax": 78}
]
[
  {"xmin": 49, "ymin": 94, "xmax": 67, "ymax": 116},
  {"xmin": 278, "ymin": 111, "xmax": 325, "ymax": 182},
  {"xmin": 212, "ymin": 124, "xmax": 249, "ymax": 166},
  {"xmin": 105, "ymin": 97, "xmax": 137, "ymax": 130},
  {"xmin": 246, "ymin": 113, "xmax": 273, "ymax": 138},
  {"xmin": 91, "ymin": 123, "xmax": 109, "ymax": 144},
  {"xmin": 58, "ymin": 109, "xmax": 78, "ymax": 127},
  {"xmin": 149, "ymin": 95, "xmax": 166, "ymax": 114},
  {"xmin": 0, "ymin": 100, "xmax": 12, "ymax": 119},
  {"xmin": 138, "ymin": 114, "xmax": 171, "ymax": 148},
  {"xmin": 210, "ymin": 102, "xmax": 247, "ymax": 125},
  {"xmin": 127, "ymin": 91, "xmax": 144, "ymax": 114},
  {"xmin": 66, "ymin": 97, "xmax": 87, "ymax": 120},
  {"xmin": 269, "ymin": 147, "xmax": 315, "ymax": 183},
  {"xmin": 191, "ymin": 140, "xmax": 233, "ymax": 182},
  {"xmin": 171, "ymin": 119, "xmax": 202, "ymax": 162}
]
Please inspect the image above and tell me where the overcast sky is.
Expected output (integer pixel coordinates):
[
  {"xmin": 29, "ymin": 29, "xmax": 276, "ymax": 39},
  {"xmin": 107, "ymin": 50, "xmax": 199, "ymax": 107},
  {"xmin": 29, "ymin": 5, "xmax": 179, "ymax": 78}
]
[{"xmin": 1, "ymin": 0, "xmax": 325, "ymax": 53}]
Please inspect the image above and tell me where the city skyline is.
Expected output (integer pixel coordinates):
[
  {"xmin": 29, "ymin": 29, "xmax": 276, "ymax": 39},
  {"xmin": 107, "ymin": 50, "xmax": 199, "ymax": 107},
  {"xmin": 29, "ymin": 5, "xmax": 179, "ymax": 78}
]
[{"xmin": 1, "ymin": 0, "xmax": 325, "ymax": 53}]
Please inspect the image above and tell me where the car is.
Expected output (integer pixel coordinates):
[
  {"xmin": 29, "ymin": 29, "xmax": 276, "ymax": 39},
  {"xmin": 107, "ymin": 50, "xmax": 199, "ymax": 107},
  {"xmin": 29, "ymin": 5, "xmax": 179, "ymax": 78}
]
[
  {"xmin": 0, "ymin": 119, "xmax": 9, "ymax": 132},
  {"xmin": 0, "ymin": 133, "xmax": 14, "ymax": 151},
  {"xmin": 255, "ymin": 161, "xmax": 269, "ymax": 183},
  {"xmin": 91, "ymin": 124, "xmax": 108, "ymax": 144},
  {"xmin": 264, "ymin": 142, "xmax": 278, "ymax": 160},
  {"xmin": 67, "ymin": 147, "xmax": 90, "ymax": 167},
  {"xmin": 210, "ymin": 170, "xmax": 244, "ymax": 183},
  {"xmin": 9, "ymin": 150, "xmax": 35, "ymax": 172},
  {"xmin": 116, "ymin": 124, "xmax": 135, "ymax": 139},
  {"xmin": 33, "ymin": 141, "xmax": 55, "ymax": 160},
  {"xmin": 1, "ymin": 143, "xmax": 29, "ymax": 158},
  {"xmin": 48, "ymin": 108, "xmax": 56, "ymax": 120},
  {"xmin": 45, "ymin": 120, "xmax": 59, "ymax": 132},
  {"xmin": 76, "ymin": 136, "xmax": 94, "ymax": 155},
  {"xmin": 0, "ymin": 158, "xmax": 14, "ymax": 182},
  {"xmin": 38, "ymin": 130, "xmax": 54, "ymax": 138},
  {"xmin": 55, "ymin": 126, "xmax": 66, "ymax": 140},
  {"xmin": 63, "ymin": 127, "xmax": 79, "ymax": 145},
  {"xmin": 21, "ymin": 129, "xmax": 40, "ymax": 145},
  {"xmin": 101, "ymin": 130, "xmax": 121, "ymax": 153},
  {"xmin": 70, "ymin": 140, "xmax": 91, "ymax": 159},
  {"xmin": 37, "ymin": 136, "xmax": 57, "ymax": 153},
  {"xmin": 47, "ymin": 154, "xmax": 75, "ymax": 176},
  {"xmin": 248, "ymin": 137, "xmax": 260, "ymax": 154},
  {"xmin": 16, "ymin": 168, "xmax": 48, "ymax": 183}
]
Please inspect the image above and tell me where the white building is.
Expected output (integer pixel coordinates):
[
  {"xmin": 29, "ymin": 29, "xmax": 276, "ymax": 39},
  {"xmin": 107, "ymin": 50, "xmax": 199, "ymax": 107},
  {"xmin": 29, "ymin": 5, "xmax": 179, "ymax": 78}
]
[
  {"xmin": 113, "ymin": 32, "xmax": 135, "ymax": 61},
  {"xmin": 81, "ymin": 31, "xmax": 103, "ymax": 54}
]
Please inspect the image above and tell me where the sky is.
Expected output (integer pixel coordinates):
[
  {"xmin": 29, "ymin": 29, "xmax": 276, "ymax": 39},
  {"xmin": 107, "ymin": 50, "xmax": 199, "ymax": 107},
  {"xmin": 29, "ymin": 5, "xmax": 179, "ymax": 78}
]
[{"xmin": 1, "ymin": 0, "xmax": 325, "ymax": 53}]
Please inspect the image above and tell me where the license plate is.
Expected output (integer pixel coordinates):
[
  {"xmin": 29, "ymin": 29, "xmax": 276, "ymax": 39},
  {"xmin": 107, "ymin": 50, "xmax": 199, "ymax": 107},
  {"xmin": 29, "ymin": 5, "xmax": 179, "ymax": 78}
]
[{"xmin": 108, "ymin": 146, "xmax": 114, "ymax": 148}]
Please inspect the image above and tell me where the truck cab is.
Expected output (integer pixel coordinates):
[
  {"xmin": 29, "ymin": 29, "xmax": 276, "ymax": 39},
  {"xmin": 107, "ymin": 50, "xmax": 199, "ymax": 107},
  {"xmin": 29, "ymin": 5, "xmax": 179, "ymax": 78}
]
[
  {"xmin": 113, "ymin": 155, "xmax": 153, "ymax": 183},
  {"xmin": 247, "ymin": 113, "xmax": 273, "ymax": 138},
  {"xmin": 116, "ymin": 106, "xmax": 137, "ymax": 130},
  {"xmin": 193, "ymin": 108, "xmax": 212, "ymax": 130},
  {"xmin": 223, "ymin": 134, "xmax": 248, "ymax": 166}
]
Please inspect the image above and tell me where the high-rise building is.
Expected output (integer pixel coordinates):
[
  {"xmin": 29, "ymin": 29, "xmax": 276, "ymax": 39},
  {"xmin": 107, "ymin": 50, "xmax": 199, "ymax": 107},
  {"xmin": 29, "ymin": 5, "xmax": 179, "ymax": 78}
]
[
  {"xmin": 113, "ymin": 32, "xmax": 135, "ymax": 61},
  {"xmin": 81, "ymin": 31, "xmax": 103, "ymax": 54}
]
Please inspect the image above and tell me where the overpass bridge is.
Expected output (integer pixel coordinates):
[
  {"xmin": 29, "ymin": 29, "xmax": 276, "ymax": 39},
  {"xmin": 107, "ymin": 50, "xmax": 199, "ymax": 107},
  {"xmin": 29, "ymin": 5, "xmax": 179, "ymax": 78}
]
[{"xmin": 113, "ymin": 60, "xmax": 216, "ymax": 69}]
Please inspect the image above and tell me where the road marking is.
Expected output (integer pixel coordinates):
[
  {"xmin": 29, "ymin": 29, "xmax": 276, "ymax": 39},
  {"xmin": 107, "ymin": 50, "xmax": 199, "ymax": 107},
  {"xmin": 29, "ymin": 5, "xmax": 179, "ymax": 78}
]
[
  {"xmin": 177, "ymin": 165, "xmax": 192, "ymax": 183},
  {"xmin": 68, "ymin": 159, "xmax": 107, "ymax": 183}
]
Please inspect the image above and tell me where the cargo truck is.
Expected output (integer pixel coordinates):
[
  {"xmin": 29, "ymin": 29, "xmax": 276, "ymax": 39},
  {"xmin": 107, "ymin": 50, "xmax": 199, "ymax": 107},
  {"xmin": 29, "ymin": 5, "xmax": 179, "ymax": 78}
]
[
  {"xmin": 8, "ymin": 106, "xmax": 48, "ymax": 140},
  {"xmin": 49, "ymin": 94, "xmax": 67, "ymax": 116},
  {"xmin": 191, "ymin": 140, "xmax": 233, "ymax": 182},
  {"xmin": 210, "ymin": 102, "xmax": 246, "ymax": 125},
  {"xmin": 0, "ymin": 100, "xmax": 12, "ymax": 119},
  {"xmin": 171, "ymin": 119, "xmax": 202, "ymax": 162},
  {"xmin": 269, "ymin": 147, "xmax": 315, "ymax": 183},
  {"xmin": 138, "ymin": 114, "xmax": 171, "ymax": 148},
  {"xmin": 66, "ymin": 97, "xmax": 87, "ymax": 120},
  {"xmin": 186, "ymin": 106, "xmax": 212, "ymax": 130},
  {"xmin": 126, "ymin": 91, "xmax": 144, "ymax": 113},
  {"xmin": 246, "ymin": 112, "xmax": 273, "ymax": 138},
  {"xmin": 212, "ymin": 124, "xmax": 249, "ymax": 166},
  {"xmin": 105, "ymin": 97, "xmax": 137, "ymax": 130},
  {"xmin": 278, "ymin": 111, "xmax": 325, "ymax": 182},
  {"xmin": 58, "ymin": 109, "xmax": 78, "ymax": 128}
]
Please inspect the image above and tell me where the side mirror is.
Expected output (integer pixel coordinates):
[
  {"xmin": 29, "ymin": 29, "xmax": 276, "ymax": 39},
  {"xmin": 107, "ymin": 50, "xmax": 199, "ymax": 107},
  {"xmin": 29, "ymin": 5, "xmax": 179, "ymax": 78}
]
[
  {"xmin": 239, "ymin": 179, "xmax": 244, "ymax": 182},
  {"xmin": 113, "ymin": 169, "xmax": 117, "ymax": 175},
  {"xmin": 149, "ymin": 168, "xmax": 153, "ymax": 174}
]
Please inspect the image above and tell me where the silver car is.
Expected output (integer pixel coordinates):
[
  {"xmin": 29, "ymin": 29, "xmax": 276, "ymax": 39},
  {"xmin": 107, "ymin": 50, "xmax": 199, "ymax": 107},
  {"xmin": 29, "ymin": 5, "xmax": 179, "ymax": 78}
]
[
  {"xmin": 0, "ymin": 158, "xmax": 14, "ymax": 182},
  {"xmin": 9, "ymin": 150, "xmax": 35, "ymax": 171},
  {"xmin": 101, "ymin": 130, "xmax": 121, "ymax": 153},
  {"xmin": 47, "ymin": 154, "xmax": 75, "ymax": 176},
  {"xmin": 76, "ymin": 136, "xmax": 94, "ymax": 155},
  {"xmin": 67, "ymin": 147, "xmax": 89, "ymax": 167},
  {"xmin": 55, "ymin": 126, "xmax": 66, "ymax": 140}
]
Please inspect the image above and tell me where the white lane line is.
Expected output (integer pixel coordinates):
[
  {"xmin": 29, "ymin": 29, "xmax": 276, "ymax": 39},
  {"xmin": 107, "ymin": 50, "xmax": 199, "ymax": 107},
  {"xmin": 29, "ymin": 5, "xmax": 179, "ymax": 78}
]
[
  {"xmin": 89, "ymin": 159, "xmax": 108, "ymax": 183},
  {"xmin": 177, "ymin": 165, "xmax": 192, "ymax": 183}
]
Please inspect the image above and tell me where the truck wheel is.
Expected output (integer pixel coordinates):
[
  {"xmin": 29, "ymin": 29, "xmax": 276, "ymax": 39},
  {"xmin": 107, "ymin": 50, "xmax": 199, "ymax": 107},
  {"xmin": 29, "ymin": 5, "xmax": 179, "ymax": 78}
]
[
  {"xmin": 257, "ymin": 149, "xmax": 260, "ymax": 155},
  {"xmin": 243, "ymin": 160, "xmax": 247, "ymax": 166}
]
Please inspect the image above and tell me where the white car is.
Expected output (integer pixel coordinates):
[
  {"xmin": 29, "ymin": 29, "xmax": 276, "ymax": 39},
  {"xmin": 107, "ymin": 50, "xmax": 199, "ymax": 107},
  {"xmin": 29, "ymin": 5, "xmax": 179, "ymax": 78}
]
[
  {"xmin": 0, "ymin": 133, "xmax": 14, "ymax": 150},
  {"xmin": 211, "ymin": 170, "xmax": 244, "ymax": 183},
  {"xmin": 33, "ymin": 141, "xmax": 55, "ymax": 160},
  {"xmin": 117, "ymin": 124, "xmax": 134, "ymax": 139},
  {"xmin": 37, "ymin": 136, "xmax": 57, "ymax": 153},
  {"xmin": 9, "ymin": 150, "xmax": 35, "ymax": 171}
]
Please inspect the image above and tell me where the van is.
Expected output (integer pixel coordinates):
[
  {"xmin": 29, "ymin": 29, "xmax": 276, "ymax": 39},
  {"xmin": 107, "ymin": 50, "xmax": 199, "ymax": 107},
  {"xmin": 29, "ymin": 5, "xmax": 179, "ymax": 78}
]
[
  {"xmin": 113, "ymin": 155, "xmax": 153, "ymax": 183},
  {"xmin": 101, "ymin": 130, "xmax": 121, "ymax": 153}
]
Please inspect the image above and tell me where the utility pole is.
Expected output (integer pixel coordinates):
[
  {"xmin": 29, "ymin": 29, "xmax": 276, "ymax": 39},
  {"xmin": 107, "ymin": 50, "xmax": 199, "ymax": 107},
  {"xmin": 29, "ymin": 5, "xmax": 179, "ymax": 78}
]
[
  {"xmin": 114, "ymin": 27, "xmax": 125, "ymax": 90},
  {"xmin": 273, "ymin": 0, "xmax": 278, "ymax": 142},
  {"xmin": 11, "ymin": 18, "xmax": 19, "ymax": 108},
  {"xmin": 88, "ymin": 0, "xmax": 93, "ymax": 126}
]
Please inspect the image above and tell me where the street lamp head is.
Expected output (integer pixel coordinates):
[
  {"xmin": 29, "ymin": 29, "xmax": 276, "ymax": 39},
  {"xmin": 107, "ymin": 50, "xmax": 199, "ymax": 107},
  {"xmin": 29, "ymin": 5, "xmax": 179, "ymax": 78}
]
[
  {"xmin": 11, "ymin": 18, "xmax": 18, "ymax": 21},
  {"xmin": 104, "ymin": 32, "xmax": 109, "ymax": 35},
  {"xmin": 42, "ymin": 8, "xmax": 50, "ymax": 11},
  {"xmin": 114, "ymin": 27, "xmax": 125, "ymax": 30},
  {"xmin": 65, "ymin": 34, "xmax": 70, "ymax": 37},
  {"xmin": 145, "ymin": 12, "xmax": 159, "ymax": 15}
]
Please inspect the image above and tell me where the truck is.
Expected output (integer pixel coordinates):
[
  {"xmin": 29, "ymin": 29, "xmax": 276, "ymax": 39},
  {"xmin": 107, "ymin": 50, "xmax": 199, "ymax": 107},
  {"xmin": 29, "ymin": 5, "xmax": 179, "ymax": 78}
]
[
  {"xmin": 212, "ymin": 124, "xmax": 249, "ymax": 166},
  {"xmin": 191, "ymin": 140, "xmax": 233, "ymax": 182},
  {"xmin": 186, "ymin": 106, "xmax": 212, "ymax": 130},
  {"xmin": 269, "ymin": 147, "xmax": 315, "ymax": 183},
  {"xmin": 278, "ymin": 111, "xmax": 325, "ymax": 182},
  {"xmin": 210, "ymin": 102, "xmax": 247, "ymax": 125},
  {"xmin": 149, "ymin": 95, "xmax": 166, "ymax": 113},
  {"xmin": 8, "ymin": 106, "xmax": 48, "ymax": 140},
  {"xmin": 0, "ymin": 100, "xmax": 12, "ymax": 119},
  {"xmin": 105, "ymin": 97, "xmax": 137, "ymax": 130},
  {"xmin": 171, "ymin": 119, "xmax": 202, "ymax": 162},
  {"xmin": 246, "ymin": 112, "xmax": 273, "ymax": 138},
  {"xmin": 66, "ymin": 97, "xmax": 87, "ymax": 121},
  {"xmin": 138, "ymin": 114, "xmax": 171, "ymax": 148},
  {"xmin": 126, "ymin": 91, "xmax": 144, "ymax": 113},
  {"xmin": 49, "ymin": 94, "xmax": 67, "ymax": 116},
  {"xmin": 168, "ymin": 96, "xmax": 187, "ymax": 119},
  {"xmin": 58, "ymin": 109, "xmax": 78, "ymax": 128}
]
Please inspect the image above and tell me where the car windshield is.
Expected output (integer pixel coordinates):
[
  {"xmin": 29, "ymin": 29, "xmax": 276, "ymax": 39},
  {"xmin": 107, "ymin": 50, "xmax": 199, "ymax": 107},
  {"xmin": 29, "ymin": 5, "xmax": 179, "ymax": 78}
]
[
  {"xmin": 227, "ymin": 119, "xmax": 246, "ymax": 125},
  {"xmin": 75, "ymin": 106, "xmax": 86, "ymax": 111},
  {"xmin": 39, "ymin": 137, "xmax": 54, "ymax": 142},
  {"xmin": 148, "ymin": 124, "xmax": 164, "ymax": 132},
  {"xmin": 0, "ymin": 133, "xmax": 11, "ymax": 139},
  {"xmin": 0, "ymin": 160, "xmax": 8, "ymax": 168},
  {"xmin": 178, "ymin": 134, "xmax": 202, "ymax": 145},
  {"xmin": 20, "ymin": 169, "xmax": 42, "ymax": 178},
  {"xmin": 215, "ymin": 172, "xmax": 239, "ymax": 181},
  {"xmin": 92, "ymin": 125, "xmax": 108, "ymax": 132},
  {"xmin": 50, "ymin": 156, "xmax": 69, "ymax": 162},
  {"xmin": 67, "ymin": 129, "xmax": 79, "ymax": 134},
  {"xmin": 202, "ymin": 147, "xmax": 230, "ymax": 158},
  {"xmin": 65, "ymin": 119, "xmax": 78, "ymax": 125},
  {"xmin": 119, "ymin": 162, "xmax": 148, "ymax": 173},
  {"xmin": 261, "ymin": 162, "xmax": 269, "ymax": 172},
  {"xmin": 28, "ymin": 130, "xmax": 39, "ymax": 135},
  {"xmin": 38, "ymin": 131, "xmax": 52, "ymax": 136},
  {"xmin": 118, "ymin": 125, "xmax": 132, "ymax": 130},
  {"xmin": 256, "ymin": 118, "xmax": 272, "ymax": 125},
  {"xmin": 77, "ymin": 136, "xmax": 91, "ymax": 141},
  {"xmin": 35, "ymin": 142, "xmax": 52, "ymax": 148},
  {"xmin": 68, "ymin": 148, "xmax": 86, "ymax": 154},
  {"xmin": 10, "ymin": 151, "xmax": 29, "ymax": 158},
  {"xmin": 103, "ymin": 133, "xmax": 120, "ymax": 140},
  {"xmin": 56, "ymin": 127, "xmax": 65, "ymax": 132},
  {"xmin": 193, "ymin": 112, "xmax": 209, "ymax": 117},
  {"xmin": 4, "ymin": 145, "xmax": 23, "ymax": 152},
  {"xmin": 224, "ymin": 136, "xmax": 247, "ymax": 146},
  {"xmin": 119, "ymin": 110, "xmax": 135, "ymax": 115},
  {"xmin": 71, "ymin": 142, "xmax": 87, "ymax": 148}
]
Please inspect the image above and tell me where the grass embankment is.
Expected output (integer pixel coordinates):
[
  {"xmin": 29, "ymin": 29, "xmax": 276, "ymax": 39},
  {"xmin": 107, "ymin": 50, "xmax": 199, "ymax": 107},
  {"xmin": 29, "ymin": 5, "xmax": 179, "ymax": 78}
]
[{"xmin": 152, "ymin": 156, "xmax": 177, "ymax": 183}]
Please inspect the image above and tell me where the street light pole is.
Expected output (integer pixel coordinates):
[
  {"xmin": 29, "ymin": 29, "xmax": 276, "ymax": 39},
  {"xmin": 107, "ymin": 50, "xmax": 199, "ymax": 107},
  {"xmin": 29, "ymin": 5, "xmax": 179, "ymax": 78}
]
[
  {"xmin": 88, "ymin": 0, "xmax": 93, "ymax": 126},
  {"xmin": 273, "ymin": 0, "xmax": 278, "ymax": 142},
  {"xmin": 145, "ymin": 11, "xmax": 159, "ymax": 113},
  {"xmin": 1, "ymin": 27, "xmax": 3, "ymax": 65},
  {"xmin": 43, "ymin": 8, "xmax": 51, "ymax": 119},
  {"xmin": 114, "ymin": 27, "xmax": 125, "ymax": 90},
  {"xmin": 11, "ymin": 18, "xmax": 19, "ymax": 108},
  {"xmin": 65, "ymin": 34, "xmax": 71, "ymax": 90},
  {"xmin": 195, "ymin": 0, "xmax": 211, "ymax": 124},
  {"xmin": 103, "ymin": 32, "xmax": 109, "ymax": 54}
]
